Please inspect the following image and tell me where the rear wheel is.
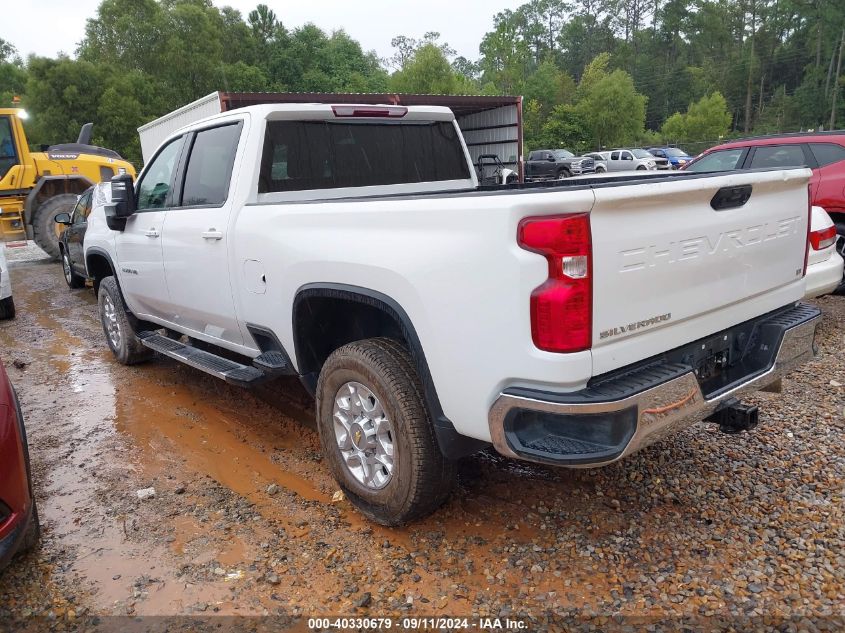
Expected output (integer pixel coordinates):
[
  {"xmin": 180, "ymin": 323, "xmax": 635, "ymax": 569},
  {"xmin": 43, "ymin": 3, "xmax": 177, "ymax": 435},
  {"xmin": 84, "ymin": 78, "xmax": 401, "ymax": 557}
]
[
  {"xmin": 61, "ymin": 250, "xmax": 85, "ymax": 289},
  {"xmin": 97, "ymin": 276, "xmax": 153, "ymax": 365},
  {"xmin": 0, "ymin": 296, "xmax": 15, "ymax": 320},
  {"xmin": 32, "ymin": 194, "xmax": 78, "ymax": 261},
  {"xmin": 316, "ymin": 338, "xmax": 456, "ymax": 526}
]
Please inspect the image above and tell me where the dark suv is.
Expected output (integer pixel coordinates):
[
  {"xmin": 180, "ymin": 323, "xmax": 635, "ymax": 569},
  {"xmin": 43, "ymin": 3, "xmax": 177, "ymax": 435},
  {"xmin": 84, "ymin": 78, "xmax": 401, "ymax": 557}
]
[
  {"xmin": 55, "ymin": 186, "xmax": 94, "ymax": 289},
  {"xmin": 683, "ymin": 132, "xmax": 845, "ymax": 233},
  {"xmin": 525, "ymin": 149, "xmax": 596, "ymax": 181}
]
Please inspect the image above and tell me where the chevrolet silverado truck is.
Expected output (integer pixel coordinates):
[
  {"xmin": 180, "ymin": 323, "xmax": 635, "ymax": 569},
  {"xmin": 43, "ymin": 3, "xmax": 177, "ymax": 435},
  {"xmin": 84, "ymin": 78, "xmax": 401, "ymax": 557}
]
[{"xmin": 83, "ymin": 103, "xmax": 820, "ymax": 526}]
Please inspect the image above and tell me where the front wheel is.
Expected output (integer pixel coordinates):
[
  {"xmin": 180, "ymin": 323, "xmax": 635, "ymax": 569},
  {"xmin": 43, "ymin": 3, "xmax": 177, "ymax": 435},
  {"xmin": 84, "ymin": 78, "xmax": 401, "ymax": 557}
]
[
  {"xmin": 97, "ymin": 276, "xmax": 152, "ymax": 365},
  {"xmin": 556, "ymin": 169, "xmax": 571, "ymax": 180},
  {"xmin": 61, "ymin": 250, "xmax": 85, "ymax": 289},
  {"xmin": 316, "ymin": 338, "xmax": 456, "ymax": 526},
  {"xmin": 636, "ymin": 165, "xmax": 647, "ymax": 171}
]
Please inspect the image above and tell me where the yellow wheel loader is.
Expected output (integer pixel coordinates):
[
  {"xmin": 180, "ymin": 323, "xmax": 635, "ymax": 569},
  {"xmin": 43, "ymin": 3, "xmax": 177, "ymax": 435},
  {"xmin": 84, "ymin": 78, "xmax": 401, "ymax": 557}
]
[{"xmin": 0, "ymin": 109, "xmax": 136, "ymax": 259}]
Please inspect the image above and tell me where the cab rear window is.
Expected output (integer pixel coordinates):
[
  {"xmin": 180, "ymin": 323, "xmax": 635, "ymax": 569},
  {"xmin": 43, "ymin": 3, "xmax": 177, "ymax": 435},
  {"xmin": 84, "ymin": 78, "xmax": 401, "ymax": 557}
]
[{"xmin": 258, "ymin": 120, "xmax": 470, "ymax": 193}]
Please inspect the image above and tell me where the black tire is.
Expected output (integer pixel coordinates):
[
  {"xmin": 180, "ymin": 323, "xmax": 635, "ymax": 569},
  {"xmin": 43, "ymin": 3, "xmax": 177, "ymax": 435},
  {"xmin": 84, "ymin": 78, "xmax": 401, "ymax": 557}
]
[
  {"xmin": 61, "ymin": 249, "xmax": 85, "ymax": 289},
  {"xmin": 636, "ymin": 165, "xmax": 647, "ymax": 171},
  {"xmin": 505, "ymin": 174, "xmax": 518, "ymax": 185},
  {"xmin": 0, "ymin": 296, "xmax": 15, "ymax": 320},
  {"xmin": 97, "ymin": 276, "xmax": 152, "ymax": 365},
  {"xmin": 596, "ymin": 166, "xmax": 606, "ymax": 173},
  {"xmin": 556, "ymin": 168, "xmax": 571, "ymax": 179},
  {"xmin": 32, "ymin": 194, "xmax": 78, "ymax": 261},
  {"xmin": 316, "ymin": 338, "xmax": 456, "ymax": 526}
]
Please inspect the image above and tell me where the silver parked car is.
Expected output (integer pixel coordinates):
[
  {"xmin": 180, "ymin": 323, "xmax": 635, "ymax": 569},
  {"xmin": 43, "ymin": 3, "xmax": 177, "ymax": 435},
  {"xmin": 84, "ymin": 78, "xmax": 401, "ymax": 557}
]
[{"xmin": 605, "ymin": 149, "xmax": 658, "ymax": 171}]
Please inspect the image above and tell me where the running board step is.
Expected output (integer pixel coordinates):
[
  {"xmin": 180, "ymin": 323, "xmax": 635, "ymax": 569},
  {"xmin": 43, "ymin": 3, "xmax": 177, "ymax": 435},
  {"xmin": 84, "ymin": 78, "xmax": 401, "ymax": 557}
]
[
  {"xmin": 253, "ymin": 350, "xmax": 293, "ymax": 374},
  {"xmin": 138, "ymin": 332, "xmax": 266, "ymax": 387}
]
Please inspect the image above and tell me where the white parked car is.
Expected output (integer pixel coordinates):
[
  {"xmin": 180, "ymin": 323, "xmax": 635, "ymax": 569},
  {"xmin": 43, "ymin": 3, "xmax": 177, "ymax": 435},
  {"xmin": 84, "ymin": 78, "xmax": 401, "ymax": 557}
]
[
  {"xmin": 605, "ymin": 148, "xmax": 658, "ymax": 171},
  {"xmin": 0, "ymin": 245, "xmax": 14, "ymax": 320},
  {"xmin": 83, "ymin": 103, "xmax": 820, "ymax": 525},
  {"xmin": 806, "ymin": 206, "xmax": 844, "ymax": 298}
]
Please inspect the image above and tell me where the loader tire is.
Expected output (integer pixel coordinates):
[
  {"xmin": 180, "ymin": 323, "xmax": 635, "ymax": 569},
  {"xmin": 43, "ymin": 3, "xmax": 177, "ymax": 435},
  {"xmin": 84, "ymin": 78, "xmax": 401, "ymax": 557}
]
[{"xmin": 33, "ymin": 194, "xmax": 77, "ymax": 261}]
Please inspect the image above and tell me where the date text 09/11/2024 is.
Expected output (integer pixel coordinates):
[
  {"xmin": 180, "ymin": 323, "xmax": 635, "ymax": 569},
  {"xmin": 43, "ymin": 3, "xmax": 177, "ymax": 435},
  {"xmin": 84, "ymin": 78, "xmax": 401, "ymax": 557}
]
[{"xmin": 307, "ymin": 617, "xmax": 529, "ymax": 630}]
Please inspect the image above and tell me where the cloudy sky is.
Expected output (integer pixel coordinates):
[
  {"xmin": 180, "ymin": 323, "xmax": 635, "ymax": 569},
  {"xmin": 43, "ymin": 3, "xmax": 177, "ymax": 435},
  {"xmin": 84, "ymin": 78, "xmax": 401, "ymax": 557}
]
[{"xmin": 4, "ymin": 0, "xmax": 519, "ymax": 63}]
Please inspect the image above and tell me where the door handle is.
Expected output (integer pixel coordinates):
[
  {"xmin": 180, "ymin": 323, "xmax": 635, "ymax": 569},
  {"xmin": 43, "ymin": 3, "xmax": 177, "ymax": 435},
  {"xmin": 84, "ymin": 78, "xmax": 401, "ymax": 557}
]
[
  {"xmin": 145, "ymin": 228, "xmax": 160, "ymax": 238},
  {"xmin": 201, "ymin": 229, "xmax": 224, "ymax": 241}
]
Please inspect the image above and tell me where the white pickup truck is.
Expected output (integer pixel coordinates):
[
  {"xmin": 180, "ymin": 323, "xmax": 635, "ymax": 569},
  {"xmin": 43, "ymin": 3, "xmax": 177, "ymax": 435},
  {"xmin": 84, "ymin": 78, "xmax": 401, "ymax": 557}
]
[{"xmin": 83, "ymin": 103, "xmax": 821, "ymax": 525}]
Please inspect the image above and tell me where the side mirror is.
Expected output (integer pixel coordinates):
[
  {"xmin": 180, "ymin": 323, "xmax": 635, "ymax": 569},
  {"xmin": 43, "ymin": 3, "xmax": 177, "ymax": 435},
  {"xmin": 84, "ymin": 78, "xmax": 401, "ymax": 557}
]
[
  {"xmin": 110, "ymin": 173, "xmax": 136, "ymax": 218},
  {"xmin": 54, "ymin": 212, "xmax": 72, "ymax": 225},
  {"xmin": 547, "ymin": 156, "xmax": 556, "ymax": 162}
]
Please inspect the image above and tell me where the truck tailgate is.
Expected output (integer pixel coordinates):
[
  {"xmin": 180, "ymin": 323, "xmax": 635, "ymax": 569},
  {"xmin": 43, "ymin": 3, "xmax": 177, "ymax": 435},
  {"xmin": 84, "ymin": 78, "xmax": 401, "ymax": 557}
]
[{"xmin": 590, "ymin": 169, "xmax": 811, "ymax": 375}]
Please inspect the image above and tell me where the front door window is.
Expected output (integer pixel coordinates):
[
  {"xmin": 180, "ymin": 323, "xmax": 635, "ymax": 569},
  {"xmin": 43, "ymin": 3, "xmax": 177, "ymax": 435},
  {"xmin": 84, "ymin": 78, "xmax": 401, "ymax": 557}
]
[{"xmin": 0, "ymin": 117, "xmax": 18, "ymax": 180}]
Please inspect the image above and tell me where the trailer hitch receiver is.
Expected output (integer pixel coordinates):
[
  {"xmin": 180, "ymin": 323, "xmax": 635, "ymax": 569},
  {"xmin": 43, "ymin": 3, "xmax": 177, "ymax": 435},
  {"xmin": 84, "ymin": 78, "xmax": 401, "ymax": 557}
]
[{"xmin": 706, "ymin": 398, "xmax": 759, "ymax": 434}]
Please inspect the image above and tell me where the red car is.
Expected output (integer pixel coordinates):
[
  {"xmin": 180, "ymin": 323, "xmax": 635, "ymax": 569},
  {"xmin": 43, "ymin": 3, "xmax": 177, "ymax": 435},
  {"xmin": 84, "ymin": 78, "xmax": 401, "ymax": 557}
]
[
  {"xmin": 0, "ymin": 360, "xmax": 38, "ymax": 572},
  {"xmin": 683, "ymin": 131, "xmax": 845, "ymax": 231}
]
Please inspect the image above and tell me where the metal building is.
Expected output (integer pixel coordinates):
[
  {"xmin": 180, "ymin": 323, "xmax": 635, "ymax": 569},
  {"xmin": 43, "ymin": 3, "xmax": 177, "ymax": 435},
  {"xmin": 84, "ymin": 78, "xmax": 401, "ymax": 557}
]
[{"xmin": 137, "ymin": 92, "xmax": 524, "ymax": 179}]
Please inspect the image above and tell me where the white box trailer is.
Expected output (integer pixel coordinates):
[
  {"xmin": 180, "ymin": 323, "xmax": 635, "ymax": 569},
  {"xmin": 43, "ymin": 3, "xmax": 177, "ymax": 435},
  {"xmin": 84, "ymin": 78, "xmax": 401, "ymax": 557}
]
[{"xmin": 137, "ymin": 92, "xmax": 524, "ymax": 179}]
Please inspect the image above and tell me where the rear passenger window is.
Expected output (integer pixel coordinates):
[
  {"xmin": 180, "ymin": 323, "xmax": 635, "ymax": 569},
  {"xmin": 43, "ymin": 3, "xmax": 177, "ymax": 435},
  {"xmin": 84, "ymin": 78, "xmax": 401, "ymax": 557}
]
[
  {"xmin": 610, "ymin": 152, "xmax": 620, "ymax": 160},
  {"xmin": 749, "ymin": 145, "xmax": 807, "ymax": 169},
  {"xmin": 259, "ymin": 120, "xmax": 470, "ymax": 193},
  {"xmin": 810, "ymin": 143, "xmax": 845, "ymax": 167},
  {"xmin": 180, "ymin": 124, "xmax": 242, "ymax": 206}
]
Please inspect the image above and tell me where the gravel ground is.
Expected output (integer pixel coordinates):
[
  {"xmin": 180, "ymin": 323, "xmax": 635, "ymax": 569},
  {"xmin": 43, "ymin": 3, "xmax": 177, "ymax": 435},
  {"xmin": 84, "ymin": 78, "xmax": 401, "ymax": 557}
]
[{"xmin": 0, "ymin": 252, "xmax": 842, "ymax": 632}]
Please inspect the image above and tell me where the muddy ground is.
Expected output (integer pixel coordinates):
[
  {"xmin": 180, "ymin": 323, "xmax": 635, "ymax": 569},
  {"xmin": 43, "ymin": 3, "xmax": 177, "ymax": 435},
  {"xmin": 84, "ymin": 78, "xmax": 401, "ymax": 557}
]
[{"xmin": 0, "ymin": 252, "xmax": 843, "ymax": 632}]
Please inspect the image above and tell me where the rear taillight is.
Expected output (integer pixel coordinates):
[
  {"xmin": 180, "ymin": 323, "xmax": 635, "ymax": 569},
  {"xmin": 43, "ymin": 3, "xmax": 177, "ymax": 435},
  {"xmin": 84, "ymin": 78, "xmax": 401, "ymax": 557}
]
[
  {"xmin": 810, "ymin": 225, "xmax": 837, "ymax": 251},
  {"xmin": 517, "ymin": 214, "xmax": 592, "ymax": 353}
]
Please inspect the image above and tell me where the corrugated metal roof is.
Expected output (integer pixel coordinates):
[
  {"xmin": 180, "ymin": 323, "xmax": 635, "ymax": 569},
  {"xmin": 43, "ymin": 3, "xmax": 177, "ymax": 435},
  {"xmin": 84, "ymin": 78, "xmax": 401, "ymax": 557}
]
[{"xmin": 219, "ymin": 92, "xmax": 521, "ymax": 117}]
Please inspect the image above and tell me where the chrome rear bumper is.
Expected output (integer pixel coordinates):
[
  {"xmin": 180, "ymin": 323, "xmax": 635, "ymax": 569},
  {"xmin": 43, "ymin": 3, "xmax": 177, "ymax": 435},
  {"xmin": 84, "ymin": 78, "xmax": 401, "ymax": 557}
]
[{"xmin": 489, "ymin": 303, "xmax": 821, "ymax": 467}]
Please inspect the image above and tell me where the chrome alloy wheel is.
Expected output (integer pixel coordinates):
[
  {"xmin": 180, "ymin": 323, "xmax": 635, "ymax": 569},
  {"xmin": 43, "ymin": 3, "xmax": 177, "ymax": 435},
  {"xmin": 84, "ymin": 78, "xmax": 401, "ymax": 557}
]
[
  {"xmin": 62, "ymin": 254, "xmax": 72, "ymax": 284},
  {"xmin": 332, "ymin": 381, "xmax": 395, "ymax": 490},
  {"xmin": 102, "ymin": 294, "xmax": 122, "ymax": 349}
]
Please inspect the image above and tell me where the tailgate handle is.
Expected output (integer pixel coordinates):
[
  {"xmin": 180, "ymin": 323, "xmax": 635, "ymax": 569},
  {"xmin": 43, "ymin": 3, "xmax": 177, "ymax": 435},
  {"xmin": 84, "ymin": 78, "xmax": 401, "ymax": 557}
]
[{"xmin": 711, "ymin": 185, "xmax": 752, "ymax": 211}]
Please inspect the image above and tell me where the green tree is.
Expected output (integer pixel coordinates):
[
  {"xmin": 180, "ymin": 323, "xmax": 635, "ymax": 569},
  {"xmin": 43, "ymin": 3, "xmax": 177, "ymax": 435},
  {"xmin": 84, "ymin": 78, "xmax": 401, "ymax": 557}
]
[
  {"xmin": 660, "ymin": 92, "xmax": 731, "ymax": 143},
  {"xmin": 247, "ymin": 4, "xmax": 278, "ymax": 45},
  {"xmin": 540, "ymin": 103, "xmax": 591, "ymax": 152},
  {"xmin": 578, "ymin": 62, "xmax": 647, "ymax": 147},
  {"xmin": 25, "ymin": 57, "xmax": 107, "ymax": 147},
  {"xmin": 389, "ymin": 44, "xmax": 473, "ymax": 94},
  {"xmin": 523, "ymin": 60, "xmax": 576, "ymax": 116},
  {"xmin": 0, "ymin": 39, "xmax": 26, "ymax": 108}
]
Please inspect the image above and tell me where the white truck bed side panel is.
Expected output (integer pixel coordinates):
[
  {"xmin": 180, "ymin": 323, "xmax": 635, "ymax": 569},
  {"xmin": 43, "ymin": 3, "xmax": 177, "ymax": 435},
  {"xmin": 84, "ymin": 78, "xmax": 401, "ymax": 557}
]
[{"xmin": 232, "ymin": 188, "xmax": 597, "ymax": 442}]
